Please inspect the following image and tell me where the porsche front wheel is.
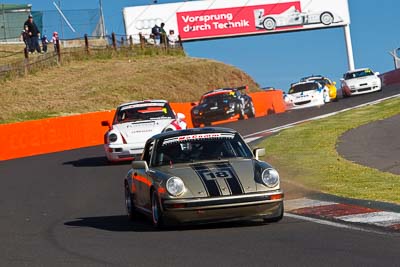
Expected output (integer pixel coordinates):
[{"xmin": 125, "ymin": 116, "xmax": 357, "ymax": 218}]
[
  {"xmin": 151, "ymin": 190, "xmax": 164, "ymax": 228},
  {"xmin": 125, "ymin": 184, "xmax": 136, "ymax": 221}
]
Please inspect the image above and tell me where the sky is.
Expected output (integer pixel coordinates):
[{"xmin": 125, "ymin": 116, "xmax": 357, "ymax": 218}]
[{"xmin": 8, "ymin": 0, "xmax": 400, "ymax": 90}]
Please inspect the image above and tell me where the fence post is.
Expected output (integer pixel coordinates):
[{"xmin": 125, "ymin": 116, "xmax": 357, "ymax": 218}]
[
  {"xmin": 178, "ymin": 35, "xmax": 184, "ymax": 50},
  {"xmin": 120, "ymin": 36, "xmax": 124, "ymax": 47},
  {"xmin": 56, "ymin": 38, "xmax": 61, "ymax": 64},
  {"xmin": 139, "ymin": 33, "xmax": 144, "ymax": 49},
  {"xmin": 129, "ymin": 35, "xmax": 133, "ymax": 48},
  {"xmin": 84, "ymin": 34, "xmax": 90, "ymax": 55},
  {"xmin": 23, "ymin": 47, "xmax": 29, "ymax": 76},
  {"xmin": 112, "ymin": 32, "xmax": 117, "ymax": 50}
]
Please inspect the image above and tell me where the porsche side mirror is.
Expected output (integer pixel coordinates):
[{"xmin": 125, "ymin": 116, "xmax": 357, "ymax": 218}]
[
  {"xmin": 132, "ymin": 160, "xmax": 149, "ymax": 172},
  {"xmin": 190, "ymin": 102, "xmax": 197, "ymax": 106},
  {"xmin": 333, "ymin": 81, "xmax": 337, "ymax": 85},
  {"xmin": 340, "ymin": 78, "xmax": 344, "ymax": 82},
  {"xmin": 375, "ymin": 71, "xmax": 380, "ymax": 76},
  {"xmin": 253, "ymin": 148, "xmax": 266, "ymax": 160},
  {"xmin": 176, "ymin": 112, "xmax": 186, "ymax": 121}
]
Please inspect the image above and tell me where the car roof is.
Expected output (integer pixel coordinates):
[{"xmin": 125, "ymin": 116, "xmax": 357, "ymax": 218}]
[
  {"xmin": 117, "ymin": 99, "xmax": 168, "ymax": 109},
  {"xmin": 202, "ymin": 86, "xmax": 247, "ymax": 98},
  {"xmin": 151, "ymin": 127, "xmax": 238, "ymax": 141},
  {"xmin": 291, "ymin": 80, "xmax": 320, "ymax": 87},
  {"xmin": 301, "ymin": 75, "xmax": 325, "ymax": 81},
  {"xmin": 344, "ymin": 68, "xmax": 372, "ymax": 74}
]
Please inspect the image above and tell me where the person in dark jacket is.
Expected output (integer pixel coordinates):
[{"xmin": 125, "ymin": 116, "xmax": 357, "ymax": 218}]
[{"xmin": 24, "ymin": 14, "xmax": 41, "ymax": 53}]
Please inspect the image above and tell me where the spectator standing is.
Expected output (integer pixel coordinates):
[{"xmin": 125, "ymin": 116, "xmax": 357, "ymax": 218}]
[
  {"xmin": 51, "ymin": 32, "xmax": 59, "ymax": 53},
  {"xmin": 41, "ymin": 35, "xmax": 49, "ymax": 53},
  {"xmin": 20, "ymin": 25, "xmax": 30, "ymax": 50},
  {"xmin": 151, "ymin": 24, "xmax": 161, "ymax": 45},
  {"xmin": 167, "ymin": 30, "xmax": 178, "ymax": 48},
  {"xmin": 160, "ymin": 23, "xmax": 167, "ymax": 45},
  {"xmin": 24, "ymin": 14, "xmax": 41, "ymax": 53}
]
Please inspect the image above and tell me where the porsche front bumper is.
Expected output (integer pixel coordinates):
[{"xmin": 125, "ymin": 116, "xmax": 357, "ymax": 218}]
[{"xmin": 161, "ymin": 190, "xmax": 284, "ymax": 224}]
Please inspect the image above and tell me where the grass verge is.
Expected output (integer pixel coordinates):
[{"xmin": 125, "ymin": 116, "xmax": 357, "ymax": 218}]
[{"xmin": 261, "ymin": 97, "xmax": 400, "ymax": 204}]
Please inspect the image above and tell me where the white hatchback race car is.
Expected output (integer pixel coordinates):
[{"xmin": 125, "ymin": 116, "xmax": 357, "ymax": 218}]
[
  {"xmin": 101, "ymin": 100, "xmax": 187, "ymax": 162},
  {"xmin": 284, "ymin": 81, "xmax": 330, "ymax": 110},
  {"xmin": 341, "ymin": 68, "xmax": 382, "ymax": 97}
]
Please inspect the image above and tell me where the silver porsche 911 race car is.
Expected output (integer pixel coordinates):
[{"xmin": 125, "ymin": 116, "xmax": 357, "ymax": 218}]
[
  {"xmin": 124, "ymin": 127, "xmax": 284, "ymax": 227},
  {"xmin": 102, "ymin": 100, "xmax": 186, "ymax": 162}
]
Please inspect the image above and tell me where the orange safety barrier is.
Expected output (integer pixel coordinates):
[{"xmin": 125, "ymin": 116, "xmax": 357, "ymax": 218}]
[{"xmin": 0, "ymin": 91, "xmax": 285, "ymax": 161}]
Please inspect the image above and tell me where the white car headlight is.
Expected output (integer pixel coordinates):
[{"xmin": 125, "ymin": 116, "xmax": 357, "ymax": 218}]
[
  {"xmin": 108, "ymin": 133, "xmax": 118, "ymax": 143},
  {"xmin": 261, "ymin": 168, "xmax": 280, "ymax": 187},
  {"xmin": 166, "ymin": 177, "xmax": 185, "ymax": 196}
]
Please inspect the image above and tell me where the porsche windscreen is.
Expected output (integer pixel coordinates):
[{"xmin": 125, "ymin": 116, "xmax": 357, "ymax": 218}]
[
  {"xmin": 153, "ymin": 133, "xmax": 253, "ymax": 166},
  {"xmin": 344, "ymin": 69, "xmax": 374, "ymax": 80},
  {"xmin": 289, "ymin": 83, "xmax": 319, "ymax": 94},
  {"xmin": 115, "ymin": 103, "xmax": 175, "ymax": 123},
  {"xmin": 200, "ymin": 93, "xmax": 235, "ymax": 104}
]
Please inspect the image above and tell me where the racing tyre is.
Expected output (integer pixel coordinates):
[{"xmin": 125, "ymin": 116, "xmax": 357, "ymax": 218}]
[
  {"xmin": 151, "ymin": 190, "xmax": 164, "ymax": 228},
  {"xmin": 263, "ymin": 203, "xmax": 284, "ymax": 223},
  {"xmin": 263, "ymin": 18, "xmax": 276, "ymax": 30},
  {"xmin": 247, "ymin": 102, "xmax": 256, "ymax": 118},
  {"xmin": 238, "ymin": 104, "xmax": 245, "ymax": 120},
  {"xmin": 320, "ymin": 12, "xmax": 333, "ymax": 25},
  {"xmin": 125, "ymin": 184, "xmax": 136, "ymax": 221}
]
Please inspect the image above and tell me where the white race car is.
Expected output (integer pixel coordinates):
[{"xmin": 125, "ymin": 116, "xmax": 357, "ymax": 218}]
[
  {"xmin": 101, "ymin": 100, "xmax": 187, "ymax": 162},
  {"xmin": 254, "ymin": 6, "xmax": 343, "ymax": 31},
  {"xmin": 284, "ymin": 81, "xmax": 330, "ymax": 109},
  {"xmin": 341, "ymin": 68, "xmax": 382, "ymax": 97}
]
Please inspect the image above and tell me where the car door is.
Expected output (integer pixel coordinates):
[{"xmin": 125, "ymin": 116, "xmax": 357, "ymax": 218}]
[{"xmin": 134, "ymin": 140, "xmax": 155, "ymax": 211}]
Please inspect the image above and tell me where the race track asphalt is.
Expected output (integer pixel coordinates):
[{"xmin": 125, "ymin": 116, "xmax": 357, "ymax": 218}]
[
  {"xmin": 337, "ymin": 113, "xmax": 400, "ymax": 175},
  {"xmin": 1, "ymin": 85, "xmax": 399, "ymax": 266}
]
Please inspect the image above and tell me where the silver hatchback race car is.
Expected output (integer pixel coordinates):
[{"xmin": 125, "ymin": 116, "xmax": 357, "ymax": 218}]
[{"xmin": 124, "ymin": 127, "xmax": 284, "ymax": 227}]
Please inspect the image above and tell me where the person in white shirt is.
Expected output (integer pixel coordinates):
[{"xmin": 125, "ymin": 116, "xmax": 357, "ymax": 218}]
[{"xmin": 167, "ymin": 30, "xmax": 179, "ymax": 48}]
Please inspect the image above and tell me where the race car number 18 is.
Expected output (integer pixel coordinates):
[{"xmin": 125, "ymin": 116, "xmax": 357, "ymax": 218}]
[{"xmin": 203, "ymin": 169, "xmax": 233, "ymax": 180}]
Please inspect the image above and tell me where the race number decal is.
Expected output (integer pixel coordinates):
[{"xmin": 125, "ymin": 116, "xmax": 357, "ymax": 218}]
[{"xmin": 201, "ymin": 168, "xmax": 234, "ymax": 180}]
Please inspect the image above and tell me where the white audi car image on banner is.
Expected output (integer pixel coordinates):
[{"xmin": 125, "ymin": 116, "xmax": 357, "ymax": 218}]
[
  {"xmin": 123, "ymin": 0, "xmax": 350, "ymax": 42},
  {"xmin": 254, "ymin": 6, "xmax": 343, "ymax": 30}
]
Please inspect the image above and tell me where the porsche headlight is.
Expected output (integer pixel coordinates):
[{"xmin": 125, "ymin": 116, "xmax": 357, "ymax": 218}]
[
  {"xmin": 166, "ymin": 177, "xmax": 185, "ymax": 196},
  {"xmin": 261, "ymin": 168, "xmax": 280, "ymax": 188},
  {"xmin": 108, "ymin": 133, "xmax": 118, "ymax": 143}
]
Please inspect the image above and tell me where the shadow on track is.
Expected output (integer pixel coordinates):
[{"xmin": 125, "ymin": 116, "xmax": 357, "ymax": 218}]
[
  {"xmin": 63, "ymin": 157, "xmax": 131, "ymax": 167},
  {"xmin": 64, "ymin": 215, "xmax": 274, "ymax": 232}
]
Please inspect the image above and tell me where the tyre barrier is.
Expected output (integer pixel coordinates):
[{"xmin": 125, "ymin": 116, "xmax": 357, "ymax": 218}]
[{"xmin": 0, "ymin": 90, "xmax": 285, "ymax": 161}]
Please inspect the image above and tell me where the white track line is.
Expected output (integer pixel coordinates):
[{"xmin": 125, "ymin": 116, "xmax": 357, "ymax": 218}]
[
  {"xmin": 338, "ymin": 211, "xmax": 400, "ymax": 226},
  {"xmin": 285, "ymin": 213, "xmax": 398, "ymax": 236},
  {"xmin": 244, "ymin": 93, "xmax": 400, "ymax": 143}
]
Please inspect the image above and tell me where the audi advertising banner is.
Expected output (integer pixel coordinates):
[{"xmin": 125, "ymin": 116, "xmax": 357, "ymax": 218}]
[{"xmin": 123, "ymin": 0, "xmax": 350, "ymax": 42}]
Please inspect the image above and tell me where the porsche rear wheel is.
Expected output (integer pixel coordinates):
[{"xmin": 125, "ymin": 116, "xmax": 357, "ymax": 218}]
[
  {"xmin": 151, "ymin": 190, "xmax": 164, "ymax": 228},
  {"xmin": 125, "ymin": 184, "xmax": 136, "ymax": 221}
]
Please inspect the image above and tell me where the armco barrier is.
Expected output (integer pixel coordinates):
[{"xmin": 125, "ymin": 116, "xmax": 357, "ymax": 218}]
[
  {"xmin": 380, "ymin": 68, "xmax": 400, "ymax": 86},
  {"xmin": 0, "ymin": 91, "xmax": 285, "ymax": 161}
]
